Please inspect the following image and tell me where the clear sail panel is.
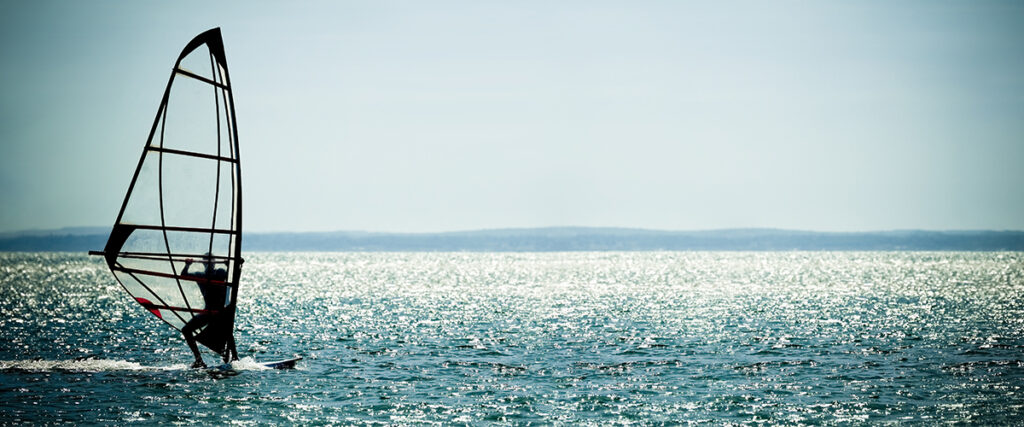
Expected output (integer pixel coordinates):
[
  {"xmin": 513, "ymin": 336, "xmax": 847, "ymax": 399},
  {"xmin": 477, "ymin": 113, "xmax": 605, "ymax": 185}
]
[
  {"xmin": 119, "ymin": 156, "xmax": 161, "ymax": 227},
  {"xmin": 214, "ymin": 161, "xmax": 238, "ymax": 231},
  {"xmin": 159, "ymin": 73, "xmax": 224, "ymax": 158},
  {"xmin": 159, "ymin": 153, "xmax": 219, "ymax": 229}
]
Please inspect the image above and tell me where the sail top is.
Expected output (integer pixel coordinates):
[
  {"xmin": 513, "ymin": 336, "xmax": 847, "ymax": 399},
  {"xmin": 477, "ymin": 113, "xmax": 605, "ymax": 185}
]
[{"xmin": 177, "ymin": 28, "xmax": 226, "ymax": 67}]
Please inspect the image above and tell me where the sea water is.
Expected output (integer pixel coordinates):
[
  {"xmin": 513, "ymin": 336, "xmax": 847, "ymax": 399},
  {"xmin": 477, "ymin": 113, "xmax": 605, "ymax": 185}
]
[{"xmin": 1, "ymin": 252, "xmax": 1022, "ymax": 424}]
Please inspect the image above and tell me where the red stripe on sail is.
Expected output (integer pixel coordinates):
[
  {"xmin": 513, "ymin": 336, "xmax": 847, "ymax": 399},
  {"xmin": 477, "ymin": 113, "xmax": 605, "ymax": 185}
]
[{"xmin": 135, "ymin": 297, "xmax": 163, "ymax": 319}]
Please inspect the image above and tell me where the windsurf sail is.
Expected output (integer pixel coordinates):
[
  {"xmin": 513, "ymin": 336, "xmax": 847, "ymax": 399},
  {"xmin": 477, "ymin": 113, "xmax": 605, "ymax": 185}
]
[{"xmin": 90, "ymin": 28, "xmax": 242, "ymax": 359}]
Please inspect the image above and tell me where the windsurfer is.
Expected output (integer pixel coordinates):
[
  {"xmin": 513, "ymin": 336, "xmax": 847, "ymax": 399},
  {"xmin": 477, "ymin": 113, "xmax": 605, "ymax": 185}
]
[{"xmin": 181, "ymin": 253, "xmax": 235, "ymax": 368}]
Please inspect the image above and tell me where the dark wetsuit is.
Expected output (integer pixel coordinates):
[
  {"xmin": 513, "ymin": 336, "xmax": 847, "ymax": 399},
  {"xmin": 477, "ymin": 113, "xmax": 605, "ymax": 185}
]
[{"xmin": 182, "ymin": 260, "xmax": 234, "ymax": 366}]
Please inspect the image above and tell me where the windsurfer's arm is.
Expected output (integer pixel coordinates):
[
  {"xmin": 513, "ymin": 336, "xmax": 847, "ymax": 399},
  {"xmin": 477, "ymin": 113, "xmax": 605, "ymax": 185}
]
[{"xmin": 182, "ymin": 258, "xmax": 193, "ymax": 276}]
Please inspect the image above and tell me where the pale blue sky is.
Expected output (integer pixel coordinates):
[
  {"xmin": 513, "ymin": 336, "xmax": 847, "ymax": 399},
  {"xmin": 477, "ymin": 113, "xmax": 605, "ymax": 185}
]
[{"xmin": 1, "ymin": 1, "xmax": 1022, "ymax": 233}]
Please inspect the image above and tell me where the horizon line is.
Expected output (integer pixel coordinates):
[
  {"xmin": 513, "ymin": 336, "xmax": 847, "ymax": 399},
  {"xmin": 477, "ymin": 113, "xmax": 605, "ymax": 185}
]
[{"xmin": 4, "ymin": 225, "xmax": 1024, "ymax": 237}]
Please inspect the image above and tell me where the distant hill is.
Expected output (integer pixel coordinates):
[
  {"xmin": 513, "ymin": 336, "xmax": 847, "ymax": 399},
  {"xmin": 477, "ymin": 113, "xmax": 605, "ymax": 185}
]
[{"xmin": 1, "ymin": 227, "xmax": 1022, "ymax": 251}]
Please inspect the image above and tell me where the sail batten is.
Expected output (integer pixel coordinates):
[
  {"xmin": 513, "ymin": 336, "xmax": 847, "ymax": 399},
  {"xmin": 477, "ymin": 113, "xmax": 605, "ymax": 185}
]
[
  {"xmin": 121, "ymin": 224, "xmax": 239, "ymax": 235},
  {"xmin": 112, "ymin": 251, "xmax": 236, "ymax": 262},
  {"xmin": 93, "ymin": 28, "xmax": 242, "ymax": 358},
  {"xmin": 175, "ymin": 68, "xmax": 230, "ymax": 89},
  {"xmin": 146, "ymin": 146, "xmax": 239, "ymax": 163}
]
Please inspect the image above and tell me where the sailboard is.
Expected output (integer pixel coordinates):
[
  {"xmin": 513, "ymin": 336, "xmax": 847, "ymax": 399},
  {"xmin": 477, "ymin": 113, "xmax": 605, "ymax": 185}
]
[
  {"xmin": 260, "ymin": 357, "xmax": 303, "ymax": 369},
  {"xmin": 90, "ymin": 28, "xmax": 247, "ymax": 365}
]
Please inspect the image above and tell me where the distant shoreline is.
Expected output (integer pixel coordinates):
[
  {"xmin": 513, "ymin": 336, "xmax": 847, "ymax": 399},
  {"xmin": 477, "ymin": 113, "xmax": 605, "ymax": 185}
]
[{"xmin": 1, "ymin": 227, "xmax": 1022, "ymax": 252}]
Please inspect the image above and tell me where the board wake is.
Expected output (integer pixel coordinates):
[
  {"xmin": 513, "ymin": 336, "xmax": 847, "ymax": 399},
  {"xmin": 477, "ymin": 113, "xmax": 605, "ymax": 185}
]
[
  {"xmin": 1, "ymin": 359, "xmax": 166, "ymax": 372},
  {"xmin": 209, "ymin": 356, "xmax": 302, "ymax": 371}
]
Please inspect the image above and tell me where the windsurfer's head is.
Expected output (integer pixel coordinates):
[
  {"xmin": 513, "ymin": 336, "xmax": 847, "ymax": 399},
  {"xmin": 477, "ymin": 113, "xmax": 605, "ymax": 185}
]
[{"xmin": 202, "ymin": 252, "xmax": 227, "ymax": 266}]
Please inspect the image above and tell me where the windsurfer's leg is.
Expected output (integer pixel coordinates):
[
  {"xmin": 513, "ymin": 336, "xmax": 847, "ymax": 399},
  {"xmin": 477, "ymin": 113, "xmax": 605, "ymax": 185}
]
[
  {"xmin": 182, "ymin": 315, "xmax": 208, "ymax": 368},
  {"xmin": 184, "ymin": 334, "xmax": 205, "ymax": 369}
]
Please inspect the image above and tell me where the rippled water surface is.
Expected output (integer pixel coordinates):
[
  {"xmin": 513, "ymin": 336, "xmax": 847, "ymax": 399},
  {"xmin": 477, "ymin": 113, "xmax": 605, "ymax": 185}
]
[{"xmin": 2, "ymin": 252, "xmax": 1023, "ymax": 424}]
